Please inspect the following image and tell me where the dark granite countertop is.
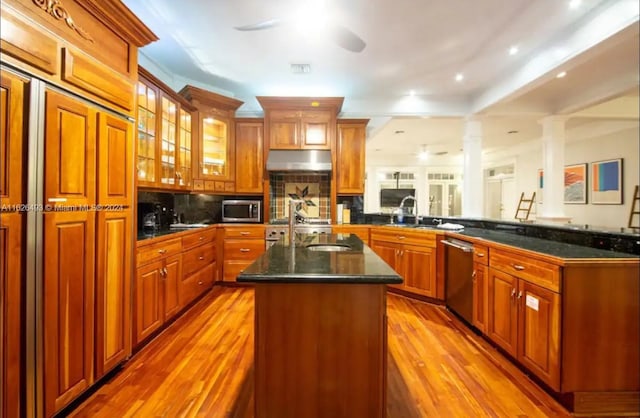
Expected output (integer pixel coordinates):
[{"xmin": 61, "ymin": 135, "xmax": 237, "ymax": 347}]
[
  {"xmin": 237, "ymin": 234, "xmax": 403, "ymax": 284},
  {"xmin": 137, "ymin": 225, "xmax": 211, "ymax": 242},
  {"xmin": 448, "ymin": 228, "xmax": 638, "ymax": 259}
]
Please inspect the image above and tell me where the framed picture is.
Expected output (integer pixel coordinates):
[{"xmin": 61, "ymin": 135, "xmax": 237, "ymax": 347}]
[
  {"xmin": 591, "ymin": 158, "xmax": 623, "ymax": 204},
  {"xmin": 564, "ymin": 163, "xmax": 587, "ymax": 204},
  {"xmin": 537, "ymin": 169, "xmax": 543, "ymax": 203}
]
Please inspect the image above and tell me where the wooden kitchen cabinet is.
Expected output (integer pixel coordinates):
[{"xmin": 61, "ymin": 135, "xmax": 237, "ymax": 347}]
[
  {"xmin": 223, "ymin": 225, "xmax": 265, "ymax": 282},
  {"xmin": 0, "ymin": 212, "xmax": 23, "ymax": 418},
  {"xmin": 336, "ymin": 119, "xmax": 368, "ymax": 194},
  {"xmin": 487, "ymin": 254, "xmax": 560, "ymax": 391},
  {"xmin": 179, "ymin": 85, "xmax": 243, "ymax": 189},
  {"xmin": 134, "ymin": 237, "xmax": 183, "ymax": 347},
  {"xmin": 45, "ymin": 89, "xmax": 96, "ymax": 207},
  {"xmin": 235, "ymin": 119, "xmax": 264, "ymax": 193},
  {"xmin": 137, "ymin": 69, "xmax": 196, "ymax": 190},
  {"xmin": 95, "ymin": 210, "xmax": 132, "ymax": 378},
  {"xmin": 0, "ymin": 70, "xmax": 27, "ymax": 206},
  {"xmin": 370, "ymin": 227, "xmax": 438, "ymax": 298},
  {"xmin": 180, "ymin": 226, "xmax": 217, "ymax": 307},
  {"xmin": 43, "ymin": 211, "xmax": 96, "ymax": 418},
  {"xmin": 332, "ymin": 225, "xmax": 370, "ymax": 245},
  {"xmin": 98, "ymin": 113, "xmax": 134, "ymax": 206},
  {"xmin": 472, "ymin": 244, "xmax": 489, "ymax": 333},
  {"xmin": 267, "ymin": 109, "xmax": 332, "ymax": 149}
]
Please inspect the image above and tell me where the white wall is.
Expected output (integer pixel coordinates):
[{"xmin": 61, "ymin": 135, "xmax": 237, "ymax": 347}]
[{"xmin": 512, "ymin": 126, "xmax": 639, "ymax": 229}]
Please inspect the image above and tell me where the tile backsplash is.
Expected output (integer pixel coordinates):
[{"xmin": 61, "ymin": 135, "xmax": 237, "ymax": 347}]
[{"xmin": 270, "ymin": 173, "xmax": 330, "ymax": 220}]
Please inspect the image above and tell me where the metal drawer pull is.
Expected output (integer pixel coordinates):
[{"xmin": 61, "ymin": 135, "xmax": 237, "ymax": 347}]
[
  {"xmin": 163, "ymin": 267, "xmax": 168, "ymax": 275},
  {"xmin": 475, "ymin": 252, "xmax": 485, "ymax": 257},
  {"xmin": 398, "ymin": 236, "xmax": 405, "ymax": 240},
  {"xmin": 510, "ymin": 289, "xmax": 516, "ymax": 297},
  {"xmin": 517, "ymin": 291, "xmax": 523, "ymax": 299},
  {"xmin": 198, "ymin": 256, "xmax": 205, "ymax": 260},
  {"xmin": 240, "ymin": 248, "xmax": 250, "ymax": 252},
  {"xmin": 240, "ymin": 231, "xmax": 250, "ymax": 235},
  {"xmin": 158, "ymin": 249, "xmax": 167, "ymax": 254},
  {"xmin": 471, "ymin": 270, "xmax": 476, "ymax": 278},
  {"xmin": 199, "ymin": 236, "xmax": 204, "ymax": 241},
  {"xmin": 512, "ymin": 264, "xmax": 525, "ymax": 271},
  {"xmin": 198, "ymin": 281, "xmax": 203, "ymax": 285}
]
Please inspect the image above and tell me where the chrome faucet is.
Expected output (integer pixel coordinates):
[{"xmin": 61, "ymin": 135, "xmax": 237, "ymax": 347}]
[
  {"xmin": 288, "ymin": 199, "xmax": 305, "ymax": 246},
  {"xmin": 399, "ymin": 195, "xmax": 419, "ymax": 225}
]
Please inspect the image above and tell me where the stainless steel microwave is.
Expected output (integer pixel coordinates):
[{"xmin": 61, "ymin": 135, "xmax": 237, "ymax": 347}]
[{"xmin": 221, "ymin": 200, "xmax": 261, "ymax": 223}]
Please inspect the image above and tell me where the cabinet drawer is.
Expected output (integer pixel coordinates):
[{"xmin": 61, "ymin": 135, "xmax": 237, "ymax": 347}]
[
  {"xmin": 180, "ymin": 262, "xmax": 215, "ymax": 307},
  {"xmin": 370, "ymin": 229, "xmax": 436, "ymax": 248},
  {"xmin": 223, "ymin": 260, "xmax": 253, "ymax": 282},
  {"xmin": 473, "ymin": 244, "xmax": 489, "ymax": 265},
  {"xmin": 182, "ymin": 243, "xmax": 216, "ymax": 277},
  {"xmin": 224, "ymin": 239, "xmax": 265, "ymax": 260},
  {"xmin": 224, "ymin": 226, "xmax": 264, "ymax": 239},
  {"xmin": 490, "ymin": 249, "xmax": 560, "ymax": 292},
  {"xmin": 137, "ymin": 238, "xmax": 182, "ymax": 267},
  {"xmin": 182, "ymin": 228, "xmax": 217, "ymax": 250}
]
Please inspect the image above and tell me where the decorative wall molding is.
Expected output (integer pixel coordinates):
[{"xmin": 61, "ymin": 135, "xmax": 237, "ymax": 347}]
[{"xmin": 32, "ymin": 0, "xmax": 94, "ymax": 42}]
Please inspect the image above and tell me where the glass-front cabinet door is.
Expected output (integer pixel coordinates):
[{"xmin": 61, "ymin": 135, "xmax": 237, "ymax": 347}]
[
  {"xmin": 177, "ymin": 109, "xmax": 192, "ymax": 188},
  {"xmin": 160, "ymin": 96, "xmax": 177, "ymax": 186},
  {"xmin": 136, "ymin": 81, "xmax": 157, "ymax": 185},
  {"xmin": 200, "ymin": 114, "xmax": 229, "ymax": 179}
]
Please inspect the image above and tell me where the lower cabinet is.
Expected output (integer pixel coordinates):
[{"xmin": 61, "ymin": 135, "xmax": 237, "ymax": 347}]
[
  {"xmin": 222, "ymin": 225, "xmax": 265, "ymax": 282},
  {"xmin": 471, "ymin": 262, "xmax": 488, "ymax": 334},
  {"xmin": 370, "ymin": 228, "xmax": 438, "ymax": 298},
  {"xmin": 487, "ymin": 267, "xmax": 561, "ymax": 391},
  {"xmin": 134, "ymin": 238, "xmax": 182, "ymax": 347},
  {"xmin": 180, "ymin": 228, "xmax": 217, "ymax": 307}
]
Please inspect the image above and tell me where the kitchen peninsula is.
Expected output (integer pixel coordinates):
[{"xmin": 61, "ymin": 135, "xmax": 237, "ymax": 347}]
[{"xmin": 238, "ymin": 234, "xmax": 401, "ymax": 418}]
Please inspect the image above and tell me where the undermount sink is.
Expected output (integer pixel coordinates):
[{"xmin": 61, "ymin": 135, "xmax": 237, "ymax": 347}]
[{"xmin": 305, "ymin": 243, "xmax": 352, "ymax": 252}]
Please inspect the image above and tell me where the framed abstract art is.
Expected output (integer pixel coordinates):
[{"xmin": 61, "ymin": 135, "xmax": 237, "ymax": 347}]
[{"xmin": 591, "ymin": 158, "xmax": 623, "ymax": 204}]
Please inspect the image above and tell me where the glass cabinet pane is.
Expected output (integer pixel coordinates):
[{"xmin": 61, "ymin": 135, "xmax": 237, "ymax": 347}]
[
  {"xmin": 160, "ymin": 97, "xmax": 177, "ymax": 185},
  {"xmin": 137, "ymin": 82, "xmax": 156, "ymax": 183},
  {"xmin": 201, "ymin": 116, "xmax": 227, "ymax": 177},
  {"xmin": 178, "ymin": 109, "xmax": 192, "ymax": 187}
]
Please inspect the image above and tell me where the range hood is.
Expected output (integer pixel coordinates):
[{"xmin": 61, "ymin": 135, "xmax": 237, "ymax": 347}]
[{"xmin": 266, "ymin": 150, "xmax": 332, "ymax": 171}]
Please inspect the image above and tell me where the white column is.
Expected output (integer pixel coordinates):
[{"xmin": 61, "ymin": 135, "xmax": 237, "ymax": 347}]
[
  {"xmin": 538, "ymin": 116, "xmax": 570, "ymax": 222},
  {"xmin": 462, "ymin": 118, "xmax": 483, "ymax": 217}
]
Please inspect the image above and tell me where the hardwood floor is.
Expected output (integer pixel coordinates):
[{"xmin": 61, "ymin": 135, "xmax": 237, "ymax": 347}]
[{"xmin": 68, "ymin": 287, "xmax": 570, "ymax": 418}]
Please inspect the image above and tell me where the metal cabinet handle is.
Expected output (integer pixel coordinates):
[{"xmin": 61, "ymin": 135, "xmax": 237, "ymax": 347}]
[
  {"xmin": 517, "ymin": 291, "xmax": 523, "ymax": 299},
  {"xmin": 159, "ymin": 268, "xmax": 165, "ymax": 277},
  {"xmin": 198, "ymin": 255, "xmax": 205, "ymax": 260},
  {"xmin": 471, "ymin": 270, "xmax": 476, "ymax": 279},
  {"xmin": 158, "ymin": 249, "xmax": 167, "ymax": 254},
  {"xmin": 240, "ymin": 231, "xmax": 250, "ymax": 236},
  {"xmin": 240, "ymin": 248, "xmax": 250, "ymax": 252},
  {"xmin": 510, "ymin": 288, "xmax": 516, "ymax": 298},
  {"xmin": 512, "ymin": 264, "xmax": 525, "ymax": 271},
  {"xmin": 398, "ymin": 236, "xmax": 405, "ymax": 240},
  {"xmin": 199, "ymin": 236, "xmax": 204, "ymax": 241},
  {"xmin": 198, "ymin": 281, "xmax": 203, "ymax": 285},
  {"xmin": 475, "ymin": 252, "xmax": 485, "ymax": 257},
  {"xmin": 163, "ymin": 267, "xmax": 168, "ymax": 275}
]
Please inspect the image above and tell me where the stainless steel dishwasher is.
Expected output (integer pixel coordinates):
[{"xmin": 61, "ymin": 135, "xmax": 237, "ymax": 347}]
[{"xmin": 442, "ymin": 238, "xmax": 474, "ymax": 324}]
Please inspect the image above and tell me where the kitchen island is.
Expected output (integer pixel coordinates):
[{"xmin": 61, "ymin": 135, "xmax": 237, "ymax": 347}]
[{"xmin": 237, "ymin": 234, "xmax": 402, "ymax": 418}]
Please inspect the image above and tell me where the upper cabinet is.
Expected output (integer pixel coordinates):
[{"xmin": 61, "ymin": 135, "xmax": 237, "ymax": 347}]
[
  {"xmin": 136, "ymin": 68, "xmax": 195, "ymax": 190},
  {"xmin": 235, "ymin": 119, "xmax": 264, "ymax": 194},
  {"xmin": 337, "ymin": 119, "xmax": 368, "ymax": 195},
  {"xmin": 257, "ymin": 97, "xmax": 343, "ymax": 150},
  {"xmin": 179, "ymin": 85, "xmax": 243, "ymax": 189}
]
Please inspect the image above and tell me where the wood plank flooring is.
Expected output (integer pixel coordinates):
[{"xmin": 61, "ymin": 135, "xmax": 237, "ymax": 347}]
[{"xmin": 69, "ymin": 287, "xmax": 570, "ymax": 418}]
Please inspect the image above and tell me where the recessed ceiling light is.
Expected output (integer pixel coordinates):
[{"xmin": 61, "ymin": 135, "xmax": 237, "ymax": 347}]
[
  {"xmin": 568, "ymin": 0, "xmax": 582, "ymax": 10},
  {"xmin": 455, "ymin": 73, "xmax": 464, "ymax": 82},
  {"xmin": 556, "ymin": 71, "xmax": 567, "ymax": 78},
  {"xmin": 409, "ymin": 90, "xmax": 416, "ymax": 96},
  {"xmin": 509, "ymin": 46, "xmax": 519, "ymax": 55}
]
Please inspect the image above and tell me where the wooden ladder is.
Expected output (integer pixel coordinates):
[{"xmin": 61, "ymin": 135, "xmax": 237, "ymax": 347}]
[
  {"xmin": 628, "ymin": 185, "xmax": 640, "ymax": 229},
  {"xmin": 514, "ymin": 192, "xmax": 536, "ymax": 221}
]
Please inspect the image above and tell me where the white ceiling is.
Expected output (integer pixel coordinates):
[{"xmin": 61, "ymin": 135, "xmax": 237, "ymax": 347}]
[{"xmin": 123, "ymin": 0, "xmax": 639, "ymax": 166}]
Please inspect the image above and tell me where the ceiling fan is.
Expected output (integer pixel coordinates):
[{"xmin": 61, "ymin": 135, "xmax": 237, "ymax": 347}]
[{"xmin": 234, "ymin": 6, "xmax": 366, "ymax": 53}]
